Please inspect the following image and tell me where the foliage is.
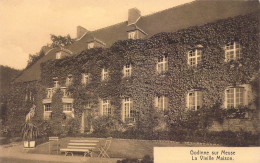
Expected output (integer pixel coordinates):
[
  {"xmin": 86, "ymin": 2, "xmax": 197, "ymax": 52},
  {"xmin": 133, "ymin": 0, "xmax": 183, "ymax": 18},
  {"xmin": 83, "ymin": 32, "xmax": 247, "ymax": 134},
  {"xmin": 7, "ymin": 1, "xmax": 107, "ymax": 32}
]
[
  {"xmin": 3, "ymin": 11, "xmax": 259, "ymax": 140},
  {"xmin": 117, "ymin": 155, "xmax": 153, "ymax": 163},
  {"xmin": 26, "ymin": 49, "xmax": 45, "ymax": 69},
  {"xmin": 21, "ymin": 122, "xmax": 39, "ymax": 141},
  {"xmin": 50, "ymin": 34, "xmax": 74, "ymax": 48}
]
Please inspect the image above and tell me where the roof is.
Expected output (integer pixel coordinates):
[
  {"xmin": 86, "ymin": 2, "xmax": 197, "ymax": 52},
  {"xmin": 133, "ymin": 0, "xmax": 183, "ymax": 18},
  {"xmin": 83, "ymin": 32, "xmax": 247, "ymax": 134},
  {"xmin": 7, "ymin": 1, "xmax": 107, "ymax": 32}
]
[{"xmin": 14, "ymin": 0, "xmax": 259, "ymax": 83}]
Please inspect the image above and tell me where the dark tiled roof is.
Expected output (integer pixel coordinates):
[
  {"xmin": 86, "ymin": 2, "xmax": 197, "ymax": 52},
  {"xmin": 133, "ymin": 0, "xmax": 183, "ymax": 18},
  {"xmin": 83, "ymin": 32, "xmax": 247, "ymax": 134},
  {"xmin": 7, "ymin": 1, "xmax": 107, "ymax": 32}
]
[{"xmin": 14, "ymin": 0, "xmax": 259, "ymax": 83}]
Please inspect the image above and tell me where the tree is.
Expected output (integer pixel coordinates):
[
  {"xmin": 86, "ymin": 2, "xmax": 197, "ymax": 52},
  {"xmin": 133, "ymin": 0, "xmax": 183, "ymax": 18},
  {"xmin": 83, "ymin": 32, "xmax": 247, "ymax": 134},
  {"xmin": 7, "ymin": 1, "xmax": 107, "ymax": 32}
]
[{"xmin": 50, "ymin": 34, "xmax": 74, "ymax": 48}]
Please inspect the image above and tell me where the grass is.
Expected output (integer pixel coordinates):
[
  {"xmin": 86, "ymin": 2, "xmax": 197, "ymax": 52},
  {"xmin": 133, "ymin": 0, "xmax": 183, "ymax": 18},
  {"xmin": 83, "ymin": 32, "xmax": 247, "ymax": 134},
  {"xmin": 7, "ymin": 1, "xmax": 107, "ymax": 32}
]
[{"xmin": 28, "ymin": 137, "xmax": 219, "ymax": 158}]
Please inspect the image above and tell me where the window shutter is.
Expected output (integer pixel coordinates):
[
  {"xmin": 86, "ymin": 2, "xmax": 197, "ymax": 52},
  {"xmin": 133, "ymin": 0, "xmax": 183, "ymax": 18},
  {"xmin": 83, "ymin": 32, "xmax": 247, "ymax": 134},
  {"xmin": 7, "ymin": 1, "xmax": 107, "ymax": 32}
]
[
  {"xmin": 186, "ymin": 93, "xmax": 189, "ymax": 109},
  {"xmin": 121, "ymin": 99, "xmax": 125, "ymax": 122},
  {"xmin": 99, "ymin": 98, "xmax": 103, "ymax": 116},
  {"xmin": 108, "ymin": 101, "xmax": 112, "ymax": 115},
  {"xmin": 165, "ymin": 97, "xmax": 169, "ymax": 110},
  {"xmin": 243, "ymin": 84, "xmax": 252, "ymax": 106},
  {"xmin": 154, "ymin": 96, "xmax": 158, "ymax": 108},
  {"xmin": 223, "ymin": 88, "xmax": 228, "ymax": 109},
  {"xmin": 165, "ymin": 57, "xmax": 168, "ymax": 71},
  {"xmin": 123, "ymin": 66, "xmax": 125, "ymax": 78}
]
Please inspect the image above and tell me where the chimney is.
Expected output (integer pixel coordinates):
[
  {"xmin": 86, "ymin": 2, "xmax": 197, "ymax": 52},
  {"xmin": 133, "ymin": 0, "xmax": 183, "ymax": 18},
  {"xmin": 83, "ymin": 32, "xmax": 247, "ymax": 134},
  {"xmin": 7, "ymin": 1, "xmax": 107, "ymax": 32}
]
[
  {"xmin": 77, "ymin": 26, "xmax": 88, "ymax": 39},
  {"xmin": 128, "ymin": 8, "xmax": 141, "ymax": 25}
]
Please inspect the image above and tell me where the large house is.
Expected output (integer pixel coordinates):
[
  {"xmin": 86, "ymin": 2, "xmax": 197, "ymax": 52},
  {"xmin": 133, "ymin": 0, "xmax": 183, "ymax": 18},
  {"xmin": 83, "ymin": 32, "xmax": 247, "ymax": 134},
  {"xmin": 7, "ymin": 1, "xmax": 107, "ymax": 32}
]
[{"xmin": 11, "ymin": 0, "xmax": 259, "ymax": 134}]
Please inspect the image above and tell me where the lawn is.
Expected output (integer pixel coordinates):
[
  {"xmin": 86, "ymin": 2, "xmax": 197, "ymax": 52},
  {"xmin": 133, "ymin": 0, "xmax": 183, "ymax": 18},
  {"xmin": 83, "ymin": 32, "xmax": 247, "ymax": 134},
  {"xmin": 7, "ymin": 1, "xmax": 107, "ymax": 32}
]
[{"xmin": 28, "ymin": 137, "xmax": 219, "ymax": 159}]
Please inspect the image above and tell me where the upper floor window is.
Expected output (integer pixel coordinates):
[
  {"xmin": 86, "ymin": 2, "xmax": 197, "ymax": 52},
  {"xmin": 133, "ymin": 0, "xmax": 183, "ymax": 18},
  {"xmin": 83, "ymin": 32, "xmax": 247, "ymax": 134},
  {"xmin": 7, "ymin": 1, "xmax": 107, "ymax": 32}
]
[
  {"xmin": 63, "ymin": 103, "xmax": 73, "ymax": 112},
  {"xmin": 157, "ymin": 55, "xmax": 168, "ymax": 73},
  {"xmin": 154, "ymin": 96, "xmax": 168, "ymax": 111},
  {"xmin": 82, "ymin": 73, "xmax": 91, "ymax": 85},
  {"xmin": 226, "ymin": 87, "xmax": 244, "ymax": 108},
  {"xmin": 47, "ymin": 88, "xmax": 53, "ymax": 98},
  {"xmin": 123, "ymin": 64, "xmax": 132, "ymax": 77},
  {"xmin": 88, "ymin": 42, "xmax": 94, "ymax": 49},
  {"xmin": 123, "ymin": 97, "xmax": 135, "ymax": 122},
  {"xmin": 56, "ymin": 52, "xmax": 61, "ymax": 59},
  {"xmin": 65, "ymin": 75, "xmax": 73, "ymax": 87},
  {"xmin": 43, "ymin": 103, "xmax": 52, "ymax": 120},
  {"xmin": 102, "ymin": 99, "xmax": 112, "ymax": 116},
  {"xmin": 187, "ymin": 90, "xmax": 202, "ymax": 110},
  {"xmin": 225, "ymin": 42, "xmax": 241, "ymax": 61},
  {"xmin": 101, "ymin": 68, "xmax": 109, "ymax": 81},
  {"xmin": 188, "ymin": 49, "xmax": 202, "ymax": 66},
  {"xmin": 128, "ymin": 31, "xmax": 137, "ymax": 39}
]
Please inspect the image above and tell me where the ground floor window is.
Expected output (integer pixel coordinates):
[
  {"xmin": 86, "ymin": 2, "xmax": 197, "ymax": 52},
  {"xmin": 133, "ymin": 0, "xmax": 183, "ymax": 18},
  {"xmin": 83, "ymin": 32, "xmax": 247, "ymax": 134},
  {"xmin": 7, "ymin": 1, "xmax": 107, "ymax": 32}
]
[
  {"xmin": 226, "ymin": 87, "xmax": 244, "ymax": 108},
  {"xmin": 154, "ymin": 96, "xmax": 168, "ymax": 111},
  {"xmin": 102, "ymin": 99, "xmax": 112, "ymax": 116},
  {"xmin": 187, "ymin": 90, "xmax": 202, "ymax": 110},
  {"xmin": 123, "ymin": 97, "xmax": 135, "ymax": 122}
]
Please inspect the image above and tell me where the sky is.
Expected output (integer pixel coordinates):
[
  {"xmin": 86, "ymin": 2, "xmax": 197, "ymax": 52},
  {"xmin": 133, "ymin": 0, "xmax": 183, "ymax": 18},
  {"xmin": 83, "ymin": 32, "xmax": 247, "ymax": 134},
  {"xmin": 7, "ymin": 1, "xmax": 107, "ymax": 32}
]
[{"xmin": 0, "ymin": 0, "xmax": 194, "ymax": 70}]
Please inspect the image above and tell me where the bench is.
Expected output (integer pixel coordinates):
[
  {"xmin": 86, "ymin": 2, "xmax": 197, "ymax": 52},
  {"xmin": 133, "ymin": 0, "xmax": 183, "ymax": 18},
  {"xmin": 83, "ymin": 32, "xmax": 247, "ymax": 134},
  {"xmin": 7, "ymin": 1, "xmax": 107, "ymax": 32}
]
[{"xmin": 60, "ymin": 139, "xmax": 100, "ymax": 157}]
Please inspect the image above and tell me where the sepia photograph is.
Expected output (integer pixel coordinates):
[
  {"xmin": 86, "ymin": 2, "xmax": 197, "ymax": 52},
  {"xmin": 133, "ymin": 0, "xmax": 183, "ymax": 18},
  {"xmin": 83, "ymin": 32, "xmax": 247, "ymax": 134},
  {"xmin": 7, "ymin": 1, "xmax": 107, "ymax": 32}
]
[{"xmin": 0, "ymin": 0, "xmax": 259, "ymax": 162}]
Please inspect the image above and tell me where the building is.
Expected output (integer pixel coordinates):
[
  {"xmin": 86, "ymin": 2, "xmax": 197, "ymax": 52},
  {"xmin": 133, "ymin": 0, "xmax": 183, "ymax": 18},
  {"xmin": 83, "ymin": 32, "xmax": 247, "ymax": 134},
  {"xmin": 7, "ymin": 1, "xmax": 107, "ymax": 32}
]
[{"xmin": 10, "ymin": 0, "xmax": 259, "ymax": 135}]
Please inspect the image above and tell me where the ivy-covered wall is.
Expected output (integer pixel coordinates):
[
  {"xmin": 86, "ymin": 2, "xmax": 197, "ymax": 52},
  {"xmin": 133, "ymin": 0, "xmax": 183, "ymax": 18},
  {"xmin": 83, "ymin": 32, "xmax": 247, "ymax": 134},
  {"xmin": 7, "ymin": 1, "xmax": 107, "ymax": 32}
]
[{"xmin": 5, "ymin": 11, "xmax": 259, "ymax": 137}]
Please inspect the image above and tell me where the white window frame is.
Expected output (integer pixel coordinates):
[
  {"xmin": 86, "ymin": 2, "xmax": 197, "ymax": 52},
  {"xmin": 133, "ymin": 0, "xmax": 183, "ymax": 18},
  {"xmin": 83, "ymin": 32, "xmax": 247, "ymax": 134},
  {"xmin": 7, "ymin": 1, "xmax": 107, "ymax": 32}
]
[
  {"xmin": 56, "ymin": 52, "xmax": 61, "ymax": 59},
  {"xmin": 63, "ymin": 103, "xmax": 73, "ymax": 112},
  {"xmin": 102, "ymin": 99, "xmax": 112, "ymax": 116},
  {"xmin": 65, "ymin": 76, "xmax": 73, "ymax": 87},
  {"xmin": 82, "ymin": 73, "xmax": 90, "ymax": 85},
  {"xmin": 47, "ymin": 88, "xmax": 53, "ymax": 98},
  {"xmin": 123, "ymin": 97, "xmax": 135, "ymax": 122},
  {"xmin": 88, "ymin": 42, "xmax": 94, "ymax": 49},
  {"xmin": 225, "ymin": 42, "xmax": 241, "ymax": 62},
  {"xmin": 187, "ymin": 90, "xmax": 202, "ymax": 110},
  {"xmin": 156, "ymin": 55, "xmax": 168, "ymax": 73},
  {"xmin": 54, "ymin": 80, "xmax": 59, "ymax": 88},
  {"xmin": 155, "ymin": 96, "xmax": 168, "ymax": 111},
  {"xmin": 225, "ymin": 87, "xmax": 244, "ymax": 108},
  {"xmin": 123, "ymin": 64, "xmax": 132, "ymax": 77},
  {"xmin": 188, "ymin": 49, "xmax": 202, "ymax": 66},
  {"xmin": 102, "ymin": 68, "xmax": 109, "ymax": 81},
  {"xmin": 44, "ymin": 103, "xmax": 52, "ymax": 120},
  {"xmin": 128, "ymin": 31, "xmax": 137, "ymax": 39}
]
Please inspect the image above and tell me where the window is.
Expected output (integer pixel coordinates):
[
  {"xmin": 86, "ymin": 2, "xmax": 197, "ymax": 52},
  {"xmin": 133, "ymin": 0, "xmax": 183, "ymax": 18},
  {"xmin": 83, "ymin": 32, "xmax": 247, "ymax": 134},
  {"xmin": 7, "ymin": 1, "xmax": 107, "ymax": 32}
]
[
  {"xmin": 123, "ymin": 64, "xmax": 132, "ymax": 77},
  {"xmin": 188, "ymin": 49, "xmax": 202, "ymax": 66},
  {"xmin": 128, "ymin": 31, "xmax": 137, "ymax": 39},
  {"xmin": 83, "ymin": 101, "xmax": 91, "ymax": 109},
  {"xmin": 61, "ymin": 87, "xmax": 71, "ymax": 97},
  {"xmin": 123, "ymin": 97, "xmax": 135, "ymax": 122},
  {"xmin": 102, "ymin": 99, "xmax": 112, "ymax": 116},
  {"xmin": 157, "ymin": 55, "xmax": 168, "ymax": 73},
  {"xmin": 226, "ymin": 87, "xmax": 244, "ymax": 108},
  {"xmin": 88, "ymin": 42, "xmax": 94, "ymax": 49},
  {"xmin": 82, "ymin": 73, "xmax": 90, "ymax": 85},
  {"xmin": 44, "ymin": 103, "xmax": 52, "ymax": 120},
  {"xmin": 56, "ymin": 52, "xmax": 61, "ymax": 59},
  {"xmin": 225, "ymin": 42, "xmax": 241, "ymax": 61},
  {"xmin": 44, "ymin": 103, "xmax": 51, "ymax": 112},
  {"xmin": 101, "ymin": 68, "xmax": 109, "ymax": 81},
  {"xmin": 65, "ymin": 76, "xmax": 73, "ymax": 87},
  {"xmin": 47, "ymin": 88, "xmax": 53, "ymax": 98},
  {"xmin": 187, "ymin": 90, "xmax": 202, "ymax": 110},
  {"xmin": 54, "ymin": 80, "xmax": 59, "ymax": 88},
  {"xmin": 154, "ymin": 96, "xmax": 168, "ymax": 111},
  {"xmin": 63, "ymin": 103, "xmax": 73, "ymax": 112}
]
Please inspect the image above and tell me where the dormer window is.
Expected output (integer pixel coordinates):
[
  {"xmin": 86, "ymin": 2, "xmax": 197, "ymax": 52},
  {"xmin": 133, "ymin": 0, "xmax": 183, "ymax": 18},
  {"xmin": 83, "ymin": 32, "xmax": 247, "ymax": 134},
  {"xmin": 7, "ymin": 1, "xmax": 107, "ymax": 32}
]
[
  {"xmin": 188, "ymin": 49, "xmax": 202, "ymax": 66},
  {"xmin": 102, "ymin": 68, "xmax": 109, "ymax": 81},
  {"xmin": 128, "ymin": 31, "xmax": 137, "ymax": 39},
  {"xmin": 88, "ymin": 42, "xmax": 94, "ymax": 49},
  {"xmin": 156, "ymin": 55, "xmax": 168, "ymax": 73},
  {"xmin": 225, "ymin": 42, "xmax": 241, "ymax": 62},
  {"xmin": 65, "ymin": 75, "xmax": 73, "ymax": 87},
  {"xmin": 82, "ymin": 73, "xmax": 91, "ymax": 85},
  {"xmin": 123, "ymin": 64, "xmax": 132, "ymax": 77},
  {"xmin": 56, "ymin": 52, "xmax": 61, "ymax": 59},
  {"xmin": 54, "ymin": 80, "xmax": 59, "ymax": 88}
]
